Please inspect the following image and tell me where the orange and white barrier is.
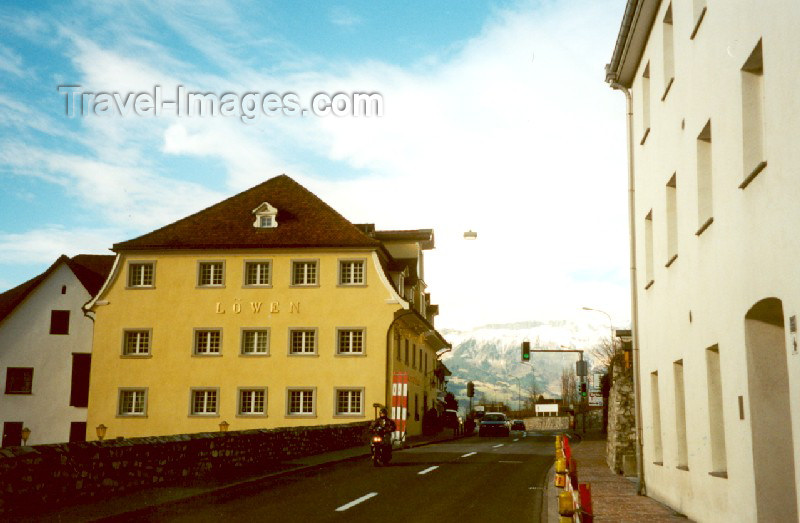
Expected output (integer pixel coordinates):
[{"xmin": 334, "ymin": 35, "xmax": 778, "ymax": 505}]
[{"xmin": 554, "ymin": 434, "xmax": 593, "ymax": 522}]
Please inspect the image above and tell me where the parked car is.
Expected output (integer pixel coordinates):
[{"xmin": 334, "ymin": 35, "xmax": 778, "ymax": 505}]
[
  {"xmin": 510, "ymin": 419, "xmax": 526, "ymax": 432},
  {"xmin": 478, "ymin": 412, "xmax": 510, "ymax": 437}
]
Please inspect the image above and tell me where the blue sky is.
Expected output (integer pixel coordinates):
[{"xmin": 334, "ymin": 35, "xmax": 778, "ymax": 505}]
[{"xmin": 0, "ymin": 0, "xmax": 631, "ymax": 329}]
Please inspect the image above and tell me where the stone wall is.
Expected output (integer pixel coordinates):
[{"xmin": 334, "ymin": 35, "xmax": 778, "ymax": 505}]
[
  {"xmin": 0, "ymin": 421, "xmax": 369, "ymax": 515},
  {"xmin": 606, "ymin": 364, "xmax": 637, "ymax": 474},
  {"xmin": 523, "ymin": 416, "xmax": 571, "ymax": 431}
]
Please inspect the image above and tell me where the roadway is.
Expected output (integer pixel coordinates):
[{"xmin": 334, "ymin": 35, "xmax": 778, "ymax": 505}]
[{"xmin": 119, "ymin": 431, "xmax": 556, "ymax": 523}]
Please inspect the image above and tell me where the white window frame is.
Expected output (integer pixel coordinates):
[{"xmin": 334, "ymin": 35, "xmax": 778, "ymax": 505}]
[
  {"xmin": 291, "ymin": 260, "xmax": 319, "ymax": 287},
  {"xmin": 288, "ymin": 328, "xmax": 318, "ymax": 356},
  {"xmin": 118, "ymin": 388, "xmax": 148, "ymax": 417},
  {"xmin": 189, "ymin": 387, "xmax": 219, "ymax": 416},
  {"xmin": 127, "ymin": 261, "xmax": 155, "ymax": 289},
  {"xmin": 334, "ymin": 387, "xmax": 365, "ymax": 417},
  {"xmin": 338, "ymin": 259, "xmax": 366, "ymax": 286},
  {"xmin": 197, "ymin": 261, "xmax": 225, "ymax": 287},
  {"xmin": 336, "ymin": 328, "xmax": 366, "ymax": 356},
  {"xmin": 238, "ymin": 387, "xmax": 268, "ymax": 417},
  {"xmin": 241, "ymin": 328, "xmax": 270, "ymax": 356},
  {"xmin": 122, "ymin": 329, "xmax": 152, "ymax": 357},
  {"xmin": 194, "ymin": 329, "xmax": 222, "ymax": 356},
  {"xmin": 243, "ymin": 260, "xmax": 272, "ymax": 287},
  {"xmin": 286, "ymin": 387, "xmax": 316, "ymax": 417}
]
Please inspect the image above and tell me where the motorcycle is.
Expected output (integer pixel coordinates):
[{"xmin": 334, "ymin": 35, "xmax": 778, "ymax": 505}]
[{"xmin": 370, "ymin": 429, "xmax": 392, "ymax": 466}]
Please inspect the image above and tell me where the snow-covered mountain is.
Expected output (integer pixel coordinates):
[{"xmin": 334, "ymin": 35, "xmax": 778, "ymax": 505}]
[{"xmin": 439, "ymin": 320, "xmax": 613, "ymax": 410}]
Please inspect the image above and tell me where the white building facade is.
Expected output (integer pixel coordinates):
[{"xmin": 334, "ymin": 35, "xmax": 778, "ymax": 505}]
[
  {"xmin": 0, "ymin": 255, "xmax": 113, "ymax": 446},
  {"xmin": 606, "ymin": 1, "xmax": 800, "ymax": 521}
]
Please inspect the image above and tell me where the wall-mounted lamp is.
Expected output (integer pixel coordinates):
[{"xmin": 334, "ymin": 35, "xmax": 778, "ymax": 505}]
[
  {"xmin": 96, "ymin": 424, "xmax": 108, "ymax": 441},
  {"xmin": 219, "ymin": 420, "xmax": 229, "ymax": 432},
  {"xmin": 21, "ymin": 427, "xmax": 31, "ymax": 445},
  {"xmin": 463, "ymin": 230, "xmax": 478, "ymax": 240}
]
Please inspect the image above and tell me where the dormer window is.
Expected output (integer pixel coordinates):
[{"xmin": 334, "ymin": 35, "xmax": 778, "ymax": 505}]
[{"xmin": 252, "ymin": 202, "xmax": 278, "ymax": 229}]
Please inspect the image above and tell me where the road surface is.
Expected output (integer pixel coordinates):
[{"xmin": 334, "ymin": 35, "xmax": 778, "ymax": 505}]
[{"xmin": 113, "ymin": 432, "xmax": 556, "ymax": 522}]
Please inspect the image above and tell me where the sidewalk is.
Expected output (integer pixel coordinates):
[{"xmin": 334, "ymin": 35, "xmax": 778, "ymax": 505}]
[
  {"xmin": 17, "ymin": 429, "xmax": 460, "ymax": 522},
  {"xmin": 546, "ymin": 433, "xmax": 691, "ymax": 522}
]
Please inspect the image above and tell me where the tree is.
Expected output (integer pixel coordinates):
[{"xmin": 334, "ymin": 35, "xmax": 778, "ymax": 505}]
[
  {"xmin": 560, "ymin": 366, "xmax": 578, "ymax": 406},
  {"xmin": 591, "ymin": 336, "xmax": 623, "ymax": 372},
  {"xmin": 444, "ymin": 392, "xmax": 458, "ymax": 411}
]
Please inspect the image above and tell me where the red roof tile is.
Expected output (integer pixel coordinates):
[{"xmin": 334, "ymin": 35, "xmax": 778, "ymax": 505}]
[{"xmin": 113, "ymin": 175, "xmax": 382, "ymax": 252}]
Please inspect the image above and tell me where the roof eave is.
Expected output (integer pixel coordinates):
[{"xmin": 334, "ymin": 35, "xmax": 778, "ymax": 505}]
[{"xmin": 605, "ymin": 0, "xmax": 662, "ymax": 88}]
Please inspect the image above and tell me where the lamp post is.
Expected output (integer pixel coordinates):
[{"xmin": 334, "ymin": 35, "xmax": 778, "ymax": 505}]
[
  {"xmin": 582, "ymin": 307, "xmax": 614, "ymax": 352},
  {"xmin": 95, "ymin": 424, "xmax": 107, "ymax": 441},
  {"xmin": 21, "ymin": 427, "xmax": 31, "ymax": 446}
]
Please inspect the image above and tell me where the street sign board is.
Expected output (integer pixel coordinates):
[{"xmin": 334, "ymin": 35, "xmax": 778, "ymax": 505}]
[{"xmin": 588, "ymin": 392, "xmax": 603, "ymax": 407}]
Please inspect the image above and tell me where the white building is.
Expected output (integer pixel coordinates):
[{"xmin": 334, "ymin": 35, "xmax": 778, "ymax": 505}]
[
  {"xmin": 606, "ymin": 1, "xmax": 800, "ymax": 521},
  {"xmin": 0, "ymin": 255, "xmax": 114, "ymax": 446}
]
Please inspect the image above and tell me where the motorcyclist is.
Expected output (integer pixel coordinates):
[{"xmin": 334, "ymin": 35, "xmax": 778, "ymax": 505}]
[{"xmin": 371, "ymin": 407, "xmax": 396, "ymax": 435}]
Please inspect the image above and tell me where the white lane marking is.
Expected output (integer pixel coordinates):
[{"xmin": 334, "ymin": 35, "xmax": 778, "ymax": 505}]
[
  {"xmin": 335, "ymin": 492, "xmax": 378, "ymax": 512},
  {"xmin": 513, "ymin": 438, "xmax": 519, "ymax": 442},
  {"xmin": 461, "ymin": 451, "xmax": 477, "ymax": 458},
  {"xmin": 418, "ymin": 466, "xmax": 439, "ymax": 475},
  {"xmin": 492, "ymin": 444, "xmax": 504, "ymax": 448}
]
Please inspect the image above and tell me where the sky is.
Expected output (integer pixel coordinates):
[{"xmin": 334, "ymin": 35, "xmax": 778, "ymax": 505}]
[{"xmin": 0, "ymin": 0, "xmax": 631, "ymax": 331}]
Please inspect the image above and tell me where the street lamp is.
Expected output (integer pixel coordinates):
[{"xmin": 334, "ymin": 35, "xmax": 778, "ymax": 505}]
[
  {"xmin": 582, "ymin": 306, "xmax": 615, "ymax": 357},
  {"xmin": 219, "ymin": 420, "xmax": 230, "ymax": 432},
  {"xmin": 96, "ymin": 424, "xmax": 108, "ymax": 441},
  {"xmin": 21, "ymin": 427, "xmax": 31, "ymax": 446}
]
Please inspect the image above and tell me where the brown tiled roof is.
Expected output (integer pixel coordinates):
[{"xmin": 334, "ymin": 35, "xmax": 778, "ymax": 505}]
[
  {"xmin": 113, "ymin": 175, "xmax": 382, "ymax": 252},
  {"xmin": 0, "ymin": 254, "xmax": 115, "ymax": 324}
]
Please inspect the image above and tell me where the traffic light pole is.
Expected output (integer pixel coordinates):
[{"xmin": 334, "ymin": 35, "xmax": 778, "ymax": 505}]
[{"xmin": 524, "ymin": 348, "xmax": 589, "ymax": 433}]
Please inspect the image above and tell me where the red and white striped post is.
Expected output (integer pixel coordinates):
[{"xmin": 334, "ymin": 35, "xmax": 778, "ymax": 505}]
[{"xmin": 391, "ymin": 371, "xmax": 409, "ymax": 445}]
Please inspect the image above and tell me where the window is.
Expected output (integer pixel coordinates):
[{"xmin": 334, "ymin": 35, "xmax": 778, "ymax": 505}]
[
  {"xmin": 252, "ymin": 201, "xmax": 278, "ymax": 228},
  {"xmin": 691, "ymin": 0, "xmax": 707, "ymax": 40},
  {"xmin": 662, "ymin": 4, "xmax": 675, "ymax": 100},
  {"xmin": 292, "ymin": 261, "xmax": 318, "ymax": 286},
  {"xmin": 640, "ymin": 62, "xmax": 651, "ymax": 144},
  {"xmin": 665, "ymin": 174, "xmax": 678, "ymax": 266},
  {"xmin": 741, "ymin": 39, "xmax": 766, "ymax": 188},
  {"xmin": 289, "ymin": 329, "xmax": 316, "ymax": 355},
  {"xmin": 339, "ymin": 260, "xmax": 365, "ymax": 285},
  {"xmin": 70, "ymin": 354, "xmax": 91, "ymax": 407},
  {"xmin": 238, "ymin": 388, "xmax": 267, "ymax": 416},
  {"xmin": 644, "ymin": 211, "xmax": 654, "ymax": 288},
  {"xmin": 128, "ymin": 262, "xmax": 154, "ymax": 287},
  {"xmin": 337, "ymin": 329, "xmax": 365, "ymax": 355},
  {"xmin": 191, "ymin": 388, "xmax": 218, "ymax": 415},
  {"xmin": 123, "ymin": 330, "xmax": 151, "ymax": 356},
  {"xmin": 404, "ymin": 339, "xmax": 409, "ymax": 365},
  {"xmin": 412, "ymin": 344, "xmax": 416, "ymax": 368},
  {"xmin": 696, "ymin": 120, "xmax": 713, "ymax": 235},
  {"xmin": 244, "ymin": 261, "xmax": 271, "ymax": 286},
  {"xmin": 287, "ymin": 388, "xmax": 315, "ymax": 416},
  {"xmin": 706, "ymin": 346, "xmax": 727, "ymax": 475},
  {"xmin": 395, "ymin": 334, "xmax": 401, "ymax": 361},
  {"xmin": 335, "ymin": 389, "xmax": 364, "ymax": 416},
  {"xmin": 241, "ymin": 329, "xmax": 270, "ymax": 355},
  {"xmin": 118, "ymin": 388, "xmax": 147, "ymax": 416},
  {"xmin": 194, "ymin": 330, "xmax": 222, "ymax": 355},
  {"xmin": 674, "ymin": 360, "xmax": 689, "ymax": 469},
  {"xmin": 198, "ymin": 262, "xmax": 224, "ymax": 287},
  {"xmin": 5, "ymin": 368, "xmax": 33, "ymax": 394},
  {"xmin": 650, "ymin": 372, "xmax": 663, "ymax": 463},
  {"xmin": 50, "ymin": 310, "xmax": 70, "ymax": 335}
]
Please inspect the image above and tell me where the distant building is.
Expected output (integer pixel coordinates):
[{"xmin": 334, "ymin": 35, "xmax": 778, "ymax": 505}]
[
  {"xmin": 0, "ymin": 255, "xmax": 114, "ymax": 446},
  {"xmin": 607, "ymin": 1, "xmax": 800, "ymax": 521},
  {"xmin": 85, "ymin": 175, "xmax": 450, "ymax": 440}
]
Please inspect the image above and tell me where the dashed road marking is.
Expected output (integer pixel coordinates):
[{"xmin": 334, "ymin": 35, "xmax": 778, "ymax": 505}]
[
  {"xmin": 461, "ymin": 452, "xmax": 477, "ymax": 458},
  {"xmin": 492, "ymin": 444, "xmax": 504, "ymax": 448},
  {"xmin": 513, "ymin": 438, "xmax": 519, "ymax": 442},
  {"xmin": 335, "ymin": 492, "xmax": 378, "ymax": 512},
  {"xmin": 418, "ymin": 466, "xmax": 439, "ymax": 475}
]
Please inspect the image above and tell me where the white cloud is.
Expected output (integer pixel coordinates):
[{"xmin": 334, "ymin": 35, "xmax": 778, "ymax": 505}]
[
  {"xmin": 330, "ymin": 6, "xmax": 363, "ymax": 28},
  {"xmin": 0, "ymin": 226, "xmax": 117, "ymax": 264}
]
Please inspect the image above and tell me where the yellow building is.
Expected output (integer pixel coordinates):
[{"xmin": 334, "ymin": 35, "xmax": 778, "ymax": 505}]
[{"xmin": 84, "ymin": 175, "xmax": 449, "ymax": 440}]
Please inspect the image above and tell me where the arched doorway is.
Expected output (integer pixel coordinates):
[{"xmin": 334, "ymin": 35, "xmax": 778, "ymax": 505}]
[{"xmin": 744, "ymin": 298, "xmax": 797, "ymax": 522}]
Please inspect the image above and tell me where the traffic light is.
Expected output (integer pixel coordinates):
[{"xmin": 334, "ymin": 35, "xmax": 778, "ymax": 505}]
[
  {"xmin": 467, "ymin": 381, "xmax": 474, "ymax": 398},
  {"xmin": 522, "ymin": 341, "xmax": 530, "ymax": 362},
  {"xmin": 580, "ymin": 383, "xmax": 588, "ymax": 398}
]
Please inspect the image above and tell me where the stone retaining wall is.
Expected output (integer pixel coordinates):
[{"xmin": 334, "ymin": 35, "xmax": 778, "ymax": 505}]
[
  {"xmin": 0, "ymin": 421, "xmax": 369, "ymax": 515},
  {"xmin": 606, "ymin": 364, "xmax": 636, "ymax": 474}
]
